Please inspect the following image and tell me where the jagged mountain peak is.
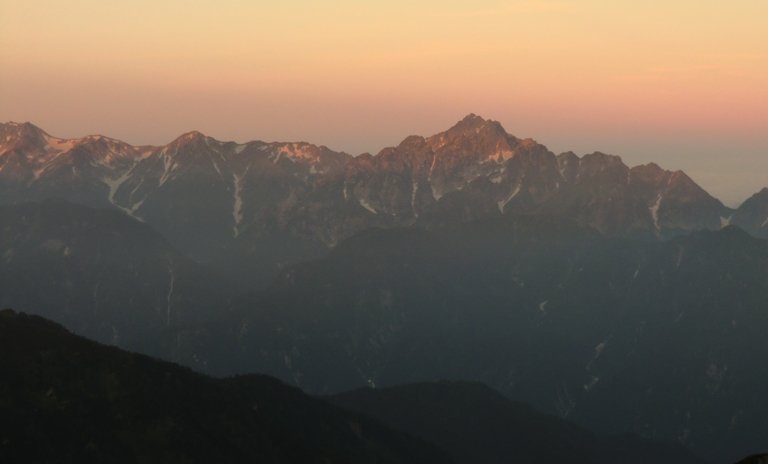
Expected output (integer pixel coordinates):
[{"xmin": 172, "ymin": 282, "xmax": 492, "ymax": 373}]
[
  {"xmin": 451, "ymin": 113, "xmax": 504, "ymax": 132},
  {"xmin": 665, "ymin": 169, "xmax": 703, "ymax": 190},
  {"xmin": 631, "ymin": 162, "xmax": 666, "ymax": 180},
  {"xmin": 0, "ymin": 121, "xmax": 50, "ymax": 149},
  {"xmin": 580, "ymin": 151, "xmax": 624, "ymax": 166},
  {"xmin": 167, "ymin": 130, "xmax": 217, "ymax": 149},
  {"xmin": 427, "ymin": 114, "xmax": 514, "ymax": 151},
  {"xmin": 1, "ymin": 121, "xmax": 43, "ymax": 134}
]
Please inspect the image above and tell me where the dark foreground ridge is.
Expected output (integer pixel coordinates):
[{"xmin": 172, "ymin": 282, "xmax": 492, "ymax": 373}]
[
  {"xmin": 0, "ymin": 308, "xmax": 732, "ymax": 464},
  {"xmin": 0, "ymin": 309, "xmax": 451, "ymax": 464},
  {"xmin": 734, "ymin": 455, "xmax": 768, "ymax": 464},
  {"xmin": 328, "ymin": 381, "xmax": 710, "ymax": 464}
]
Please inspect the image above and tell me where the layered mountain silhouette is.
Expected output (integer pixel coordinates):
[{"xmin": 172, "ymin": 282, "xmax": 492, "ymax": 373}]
[
  {"xmin": 164, "ymin": 219, "xmax": 768, "ymax": 463},
  {"xmin": 327, "ymin": 381, "xmax": 708, "ymax": 464},
  {"xmin": 0, "ymin": 309, "xmax": 453, "ymax": 464},
  {"xmin": 3, "ymin": 117, "xmax": 768, "ymax": 463},
  {"xmin": 734, "ymin": 455, "xmax": 768, "ymax": 464},
  {"xmin": 1, "ymin": 309, "xmax": 724, "ymax": 464}
]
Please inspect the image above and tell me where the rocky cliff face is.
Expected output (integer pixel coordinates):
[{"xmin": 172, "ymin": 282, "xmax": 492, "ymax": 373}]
[
  {"xmin": 282, "ymin": 114, "xmax": 732, "ymax": 245},
  {"xmin": 0, "ymin": 122, "xmax": 153, "ymax": 209},
  {"xmin": 0, "ymin": 116, "xmax": 743, "ymax": 263}
]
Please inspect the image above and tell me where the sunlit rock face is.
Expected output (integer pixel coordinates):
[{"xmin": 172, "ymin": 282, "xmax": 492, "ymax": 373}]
[
  {"xmin": 0, "ymin": 122, "xmax": 152, "ymax": 209},
  {"xmin": 285, "ymin": 114, "xmax": 731, "ymax": 246},
  {"xmin": 0, "ymin": 116, "xmax": 737, "ymax": 263},
  {"xmin": 0, "ymin": 122, "xmax": 352, "ymax": 261}
]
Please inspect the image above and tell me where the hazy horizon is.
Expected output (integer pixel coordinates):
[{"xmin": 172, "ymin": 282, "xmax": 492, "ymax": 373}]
[{"xmin": 2, "ymin": 0, "xmax": 766, "ymax": 206}]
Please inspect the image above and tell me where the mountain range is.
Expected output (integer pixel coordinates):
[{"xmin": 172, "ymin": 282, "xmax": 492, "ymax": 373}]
[
  {"xmin": 4, "ymin": 116, "xmax": 768, "ymax": 284},
  {"xmin": 162, "ymin": 218, "xmax": 768, "ymax": 463},
  {"xmin": 2, "ymin": 116, "xmax": 768, "ymax": 462}
]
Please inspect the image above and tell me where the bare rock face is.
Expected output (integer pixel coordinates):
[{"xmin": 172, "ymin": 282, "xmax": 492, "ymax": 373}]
[
  {"xmin": 282, "ymin": 115, "xmax": 566, "ymax": 246},
  {"xmin": 540, "ymin": 156, "xmax": 731, "ymax": 238},
  {"xmin": 0, "ymin": 122, "xmax": 152, "ymax": 208},
  {"xmin": 0, "ymin": 116, "xmax": 740, "ymax": 263},
  {"xmin": 284, "ymin": 114, "xmax": 731, "ymax": 246},
  {"xmin": 0, "ymin": 123, "xmax": 353, "ymax": 261}
]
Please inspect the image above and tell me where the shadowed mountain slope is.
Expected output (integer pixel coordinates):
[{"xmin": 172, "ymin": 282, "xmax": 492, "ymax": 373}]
[
  {"xmin": 0, "ymin": 309, "xmax": 453, "ymax": 464},
  {"xmin": 0, "ymin": 199, "xmax": 230, "ymax": 355},
  {"xmin": 734, "ymin": 455, "xmax": 768, "ymax": 464},
  {"xmin": 327, "ymin": 381, "xmax": 709, "ymax": 464},
  {"xmin": 0, "ymin": 121, "xmax": 351, "ymax": 265},
  {"xmin": 167, "ymin": 219, "xmax": 768, "ymax": 463}
]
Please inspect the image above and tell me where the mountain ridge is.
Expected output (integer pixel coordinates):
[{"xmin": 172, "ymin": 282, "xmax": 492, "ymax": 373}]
[
  {"xmin": 0, "ymin": 308, "xmax": 453, "ymax": 464},
  {"xmin": 2, "ymin": 116, "xmax": 765, "ymax": 277}
]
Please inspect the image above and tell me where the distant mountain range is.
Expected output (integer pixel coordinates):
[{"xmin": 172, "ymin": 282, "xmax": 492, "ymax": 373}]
[{"xmin": 3, "ymin": 116, "xmax": 768, "ymax": 280}]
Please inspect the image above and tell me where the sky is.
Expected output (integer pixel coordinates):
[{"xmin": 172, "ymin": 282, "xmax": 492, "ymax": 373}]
[{"xmin": 1, "ymin": 0, "xmax": 767, "ymax": 206}]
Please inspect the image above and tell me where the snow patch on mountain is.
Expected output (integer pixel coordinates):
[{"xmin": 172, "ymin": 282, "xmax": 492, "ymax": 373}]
[
  {"xmin": 232, "ymin": 166, "xmax": 250, "ymax": 237},
  {"xmin": 584, "ymin": 375, "xmax": 600, "ymax": 391},
  {"xmin": 165, "ymin": 259, "xmax": 174, "ymax": 326},
  {"xmin": 102, "ymin": 171, "xmax": 134, "ymax": 206},
  {"xmin": 359, "ymin": 198, "xmax": 377, "ymax": 214},
  {"xmin": 431, "ymin": 185, "xmax": 443, "ymax": 201},
  {"xmin": 128, "ymin": 198, "xmax": 145, "ymax": 215},
  {"xmin": 498, "ymin": 184, "xmax": 521, "ymax": 213},
  {"xmin": 30, "ymin": 135, "xmax": 79, "ymax": 180},
  {"xmin": 44, "ymin": 135, "xmax": 76, "ymax": 154},
  {"xmin": 650, "ymin": 195, "xmax": 663, "ymax": 229},
  {"xmin": 158, "ymin": 150, "xmax": 174, "ymax": 187}
]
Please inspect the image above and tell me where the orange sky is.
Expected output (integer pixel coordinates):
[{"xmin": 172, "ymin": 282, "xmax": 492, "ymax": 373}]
[{"xmin": 1, "ymin": 1, "xmax": 767, "ymax": 205}]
